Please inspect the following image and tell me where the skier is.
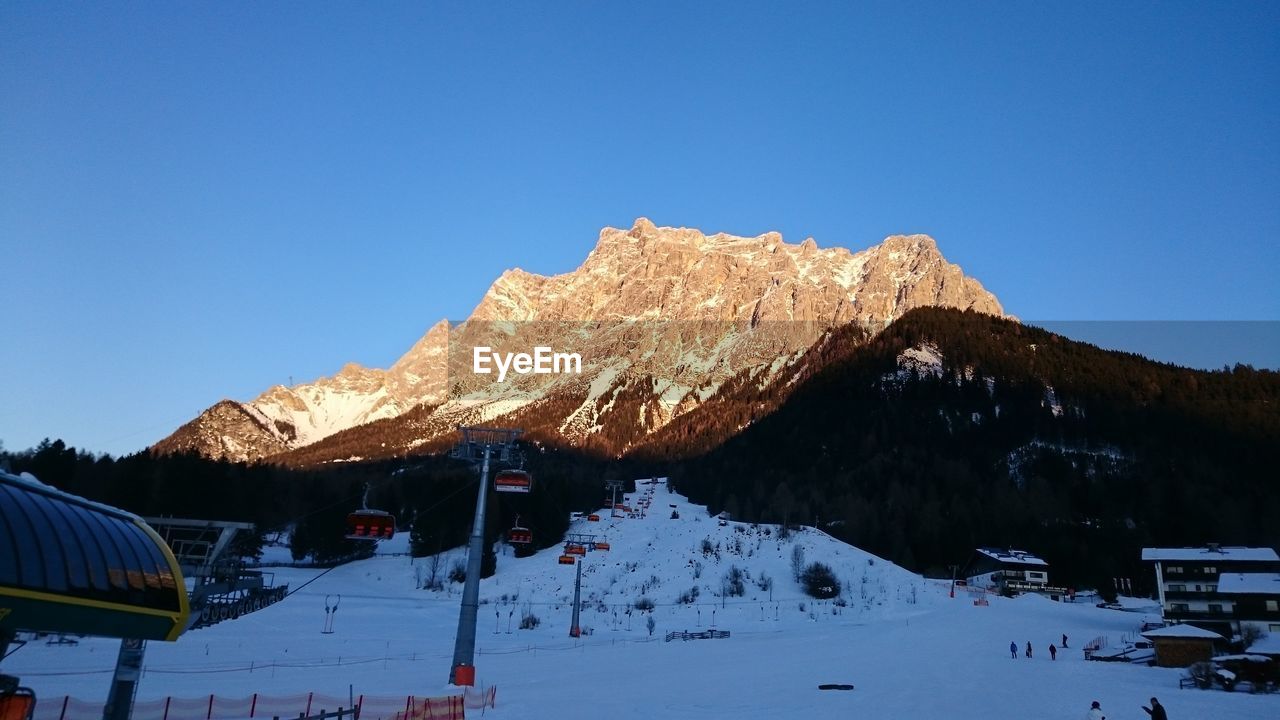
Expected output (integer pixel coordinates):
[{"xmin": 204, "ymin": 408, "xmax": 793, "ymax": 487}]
[
  {"xmin": 1062, "ymin": 633, "xmax": 1068, "ymax": 648},
  {"xmin": 1086, "ymin": 700, "xmax": 1105, "ymax": 720},
  {"xmin": 1049, "ymin": 643, "xmax": 1057, "ymax": 660},
  {"xmin": 1025, "ymin": 641, "xmax": 1033, "ymax": 658},
  {"xmin": 1142, "ymin": 697, "xmax": 1167, "ymax": 720},
  {"xmin": 1010, "ymin": 641, "xmax": 1018, "ymax": 659}
]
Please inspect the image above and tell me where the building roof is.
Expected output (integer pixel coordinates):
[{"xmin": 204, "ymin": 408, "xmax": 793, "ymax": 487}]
[
  {"xmin": 1217, "ymin": 572, "xmax": 1280, "ymax": 595},
  {"xmin": 975, "ymin": 548, "xmax": 1047, "ymax": 566},
  {"xmin": 1141, "ymin": 624, "xmax": 1225, "ymax": 640},
  {"xmin": 1140, "ymin": 546, "xmax": 1279, "ymax": 562},
  {"xmin": 0, "ymin": 470, "xmax": 190, "ymax": 641},
  {"xmin": 1247, "ymin": 634, "xmax": 1280, "ymax": 656}
]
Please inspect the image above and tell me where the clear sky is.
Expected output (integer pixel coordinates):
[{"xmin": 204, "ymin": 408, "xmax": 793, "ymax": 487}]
[{"xmin": 2, "ymin": 2, "xmax": 1278, "ymax": 457}]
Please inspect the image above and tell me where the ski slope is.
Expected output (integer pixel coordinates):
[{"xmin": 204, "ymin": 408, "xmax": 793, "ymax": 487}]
[{"xmin": 6, "ymin": 480, "xmax": 1276, "ymax": 719}]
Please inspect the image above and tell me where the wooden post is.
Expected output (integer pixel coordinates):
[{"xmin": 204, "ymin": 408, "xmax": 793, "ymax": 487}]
[
  {"xmin": 162, "ymin": 697, "xmax": 171, "ymax": 720},
  {"xmin": 250, "ymin": 694, "xmax": 257, "ymax": 718},
  {"xmin": 207, "ymin": 694, "xmax": 214, "ymax": 720},
  {"xmin": 59, "ymin": 696, "xmax": 69, "ymax": 720},
  {"xmin": 305, "ymin": 693, "xmax": 314, "ymax": 716}
]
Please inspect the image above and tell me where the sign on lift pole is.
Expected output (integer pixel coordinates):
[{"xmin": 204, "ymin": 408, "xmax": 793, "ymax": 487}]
[
  {"xmin": 448, "ymin": 426, "xmax": 524, "ymax": 686},
  {"xmin": 102, "ymin": 638, "xmax": 145, "ymax": 720}
]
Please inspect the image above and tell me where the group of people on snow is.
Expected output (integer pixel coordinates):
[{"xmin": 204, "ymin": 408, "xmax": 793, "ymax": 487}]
[
  {"xmin": 1009, "ymin": 633, "xmax": 1068, "ymax": 660},
  {"xmin": 1003, "ymin": 637, "xmax": 1168, "ymax": 718},
  {"xmin": 1084, "ymin": 697, "xmax": 1168, "ymax": 720}
]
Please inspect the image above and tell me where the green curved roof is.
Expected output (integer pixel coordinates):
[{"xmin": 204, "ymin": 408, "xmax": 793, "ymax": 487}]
[{"xmin": 0, "ymin": 472, "xmax": 189, "ymax": 641}]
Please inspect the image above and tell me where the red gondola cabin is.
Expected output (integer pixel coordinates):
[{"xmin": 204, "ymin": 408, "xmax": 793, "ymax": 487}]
[
  {"xmin": 508, "ymin": 527, "xmax": 533, "ymax": 545},
  {"xmin": 587, "ymin": 514, "xmax": 600, "ymax": 522},
  {"xmin": 565, "ymin": 544, "xmax": 586, "ymax": 556},
  {"xmin": 558, "ymin": 555, "xmax": 576, "ymax": 565},
  {"xmin": 346, "ymin": 509, "xmax": 395, "ymax": 540},
  {"xmin": 494, "ymin": 470, "xmax": 533, "ymax": 494}
]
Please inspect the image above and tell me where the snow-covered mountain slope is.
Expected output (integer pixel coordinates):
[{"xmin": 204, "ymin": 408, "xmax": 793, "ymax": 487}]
[
  {"xmin": 9, "ymin": 481, "xmax": 1273, "ymax": 720},
  {"xmin": 156, "ymin": 219, "xmax": 1006, "ymax": 463}
]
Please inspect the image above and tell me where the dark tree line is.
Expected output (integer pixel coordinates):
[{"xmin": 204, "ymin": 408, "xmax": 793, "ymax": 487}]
[
  {"xmin": 0, "ymin": 437, "xmax": 655, "ymax": 570},
  {"xmin": 666, "ymin": 308, "xmax": 1280, "ymax": 594}
]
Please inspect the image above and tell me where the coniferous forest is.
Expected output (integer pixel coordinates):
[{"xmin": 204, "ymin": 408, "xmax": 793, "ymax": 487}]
[{"xmin": 4, "ymin": 308, "xmax": 1276, "ymax": 595}]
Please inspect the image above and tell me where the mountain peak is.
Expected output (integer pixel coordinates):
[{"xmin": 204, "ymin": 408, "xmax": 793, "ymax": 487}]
[{"xmin": 155, "ymin": 219, "xmax": 1007, "ymax": 462}]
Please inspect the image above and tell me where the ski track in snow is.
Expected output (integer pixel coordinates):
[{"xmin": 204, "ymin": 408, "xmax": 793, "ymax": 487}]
[{"xmin": 6, "ymin": 481, "xmax": 1273, "ymax": 720}]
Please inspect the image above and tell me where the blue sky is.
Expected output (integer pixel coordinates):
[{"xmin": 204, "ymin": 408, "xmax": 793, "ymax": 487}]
[{"xmin": 2, "ymin": 2, "xmax": 1278, "ymax": 457}]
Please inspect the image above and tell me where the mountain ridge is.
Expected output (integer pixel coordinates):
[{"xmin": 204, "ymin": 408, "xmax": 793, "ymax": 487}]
[{"xmin": 153, "ymin": 219, "xmax": 1004, "ymax": 462}]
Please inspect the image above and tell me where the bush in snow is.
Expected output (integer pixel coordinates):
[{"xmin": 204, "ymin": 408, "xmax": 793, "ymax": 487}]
[
  {"xmin": 519, "ymin": 612, "xmax": 540, "ymax": 629},
  {"xmin": 634, "ymin": 596, "xmax": 655, "ymax": 611},
  {"xmin": 722, "ymin": 565, "xmax": 746, "ymax": 597},
  {"xmin": 791, "ymin": 544, "xmax": 806, "ymax": 581},
  {"xmin": 678, "ymin": 587, "xmax": 700, "ymax": 604},
  {"xmin": 646, "ymin": 614, "xmax": 656, "ymax": 636},
  {"xmin": 801, "ymin": 562, "xmax": 841, "ymax": 599},
  {"xmin": 448, "ymin": 560, "xmax": 466, "ymax": 584}
]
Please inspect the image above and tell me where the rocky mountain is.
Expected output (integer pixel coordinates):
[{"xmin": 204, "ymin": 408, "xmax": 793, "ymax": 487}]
[{"xmin": 154, "ymin": 218, "xmax": 1004, "ymax": 463}]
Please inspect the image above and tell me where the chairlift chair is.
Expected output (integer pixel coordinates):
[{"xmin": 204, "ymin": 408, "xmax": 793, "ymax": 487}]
[
  {"xmin": 494, "ymin": 469, "xmax": 533, "ymax": 494},
  {"xmin": 507, "ymin": 515, "xmax": 533, "ymax": 545},
  {"xmin": 345, "ymin": 483, "xmax": 396, "ymax": 540}
]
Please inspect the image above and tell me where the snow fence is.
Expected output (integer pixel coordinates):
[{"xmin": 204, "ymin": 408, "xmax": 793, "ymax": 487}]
[{"xmin": 30, "ymin": 689, "xmax": 495, "ymax": 720}]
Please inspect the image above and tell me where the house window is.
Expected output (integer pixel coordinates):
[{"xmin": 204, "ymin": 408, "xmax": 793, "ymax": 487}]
[
  {"xmin": 1167, "ymin": 566, "xmax": 1184, "ymax": 574},
  {"xmin": 1267, "ymin": 600, "xmax": 1279, "ymax": 612},
  {"xmin": 1271, "ymin": 623, "xmax": 1280, "ymax": 632},
  {"xmin": 1204, "ymin": 566, "xmax": 1217, "ymax": 574},
  {"xmin": 1169, "ymin": 584, "xmax": 1185, "ymax": 592},
  {"xmin": 1208, "ymin": 604, "xmax": 1223, "ymax": 614},
  {"xmin": 1206, "ymin": 584, "xmax": 1217, "ymax": 593},
  {"xmin": 1171, "ymin": 603, "xmax": 1190, "ymax": 612}
]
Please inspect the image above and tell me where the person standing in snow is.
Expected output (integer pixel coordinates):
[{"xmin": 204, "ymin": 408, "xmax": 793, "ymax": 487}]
[
  {"xmin": 1049, "ymin": 643, "xmax": 1057, "ymax": 660},
  {"xmin": 1025, "ymin": 641, "xmax": 1033, "ymax": 658},
  {"xmin": 1062, "ymin": 633, "xmax": 1069, "ymax": 648},
  {"xmin": 1010, "ymin": 641, "xmax": 1018, "ymax": 659},
  {"xmin": 1142, "ymin": 697, "xmax": 1167, "ymax": 720},
  {"xmin": 1086, "ymin": 700, "xmax": 1105, "ymax": 720}
]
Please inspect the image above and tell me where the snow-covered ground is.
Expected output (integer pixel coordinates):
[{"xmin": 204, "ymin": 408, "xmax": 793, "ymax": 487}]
[{"xmin": 6, "ymin": 480, "xmax": 1275, "ymax": 719}]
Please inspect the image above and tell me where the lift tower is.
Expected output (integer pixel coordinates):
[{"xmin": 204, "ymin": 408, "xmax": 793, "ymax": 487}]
[{"xmin": 447, "ymin": 426, "xmax": 525, "ymax": 685}]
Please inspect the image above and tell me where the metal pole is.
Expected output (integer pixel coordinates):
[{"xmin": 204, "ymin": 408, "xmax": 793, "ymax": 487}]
[
  {"xmin": 103, "ymin": 639, "xmax": 146, "ymax": 720},
  {"xmin": 449, "ymin": 444, "xmax": 492, "ymax": 684},
  {"xmin": 570, "ymin": 559, "xmax": 582, "ymax": 637}
]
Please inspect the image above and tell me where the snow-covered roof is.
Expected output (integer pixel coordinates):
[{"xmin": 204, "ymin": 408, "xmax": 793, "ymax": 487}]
[
  {"xmin": 1217, "ymin": 573, "xmax": 1280, "ymax": 595},
  {"xmin": 976, "ymin": 548, "xmax": 1048, "ymax": 566},
  {"xmin": 1142, "ymin": 624, "xmax": 1224, "ymax": 640},
  {"xmin": 1212, "ymin": 654, "xmax": 1273, "ymax": 663},
  {"xmin": 1141, "ymin": 546, "xmax": 1279, "ymax": 562},
  {"xmin": 1246, "ymin": 634, "xmax": 1280, "ymax": 656}
]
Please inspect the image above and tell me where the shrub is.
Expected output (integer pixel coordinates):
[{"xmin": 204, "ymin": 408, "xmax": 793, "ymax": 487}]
[
  {"xmin": 801, "ymin": 562, "xmax": 841, "ymax": 599},
  {"xmin": 722, "ymin": 565, "xmax": 746, "ymax": 597},
  {"xmin": 448, "ymin": 560, "xmax": 466, "ymax": 584},
  {"xmin": 519, "ymin": 612, "xmax": 540, "ymax": 629},
  {"xmin": 678, "ymin": 587, "xmax": 700, "ymax": 604},
  {"xmin": 634, "ymin": 596, "xmax": 656, "ymax": 611}
]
